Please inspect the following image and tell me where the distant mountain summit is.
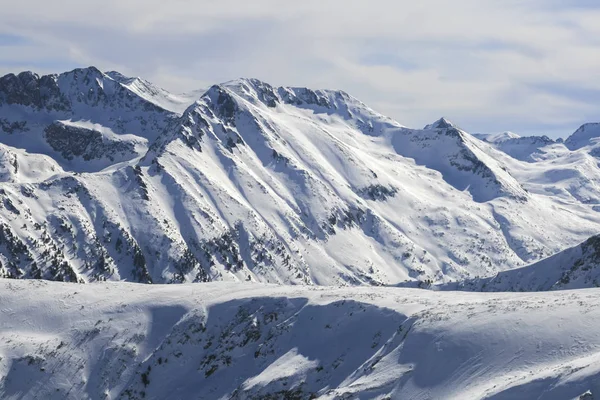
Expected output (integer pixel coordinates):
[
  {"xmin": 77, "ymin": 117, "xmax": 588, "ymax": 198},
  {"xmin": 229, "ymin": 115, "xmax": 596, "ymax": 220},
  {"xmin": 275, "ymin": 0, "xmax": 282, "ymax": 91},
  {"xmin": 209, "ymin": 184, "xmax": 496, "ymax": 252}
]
[
  {"xmin": 1, "ymin": 67, "xmax": 600, "ymax": 286},
  {"xmin": 565, "ymin": 122, "xmax": 600, "ymax": 150},
  {"xmin": 475, "ymin": 132, "xmax": 556, "ymax": 162},
  {"xmin": 475, "ymin": 131, "xmax": 521, "ymax": 143},
  {"xmin": 423, "ymin": 117, "xmax": 456, "ymax": 130}
]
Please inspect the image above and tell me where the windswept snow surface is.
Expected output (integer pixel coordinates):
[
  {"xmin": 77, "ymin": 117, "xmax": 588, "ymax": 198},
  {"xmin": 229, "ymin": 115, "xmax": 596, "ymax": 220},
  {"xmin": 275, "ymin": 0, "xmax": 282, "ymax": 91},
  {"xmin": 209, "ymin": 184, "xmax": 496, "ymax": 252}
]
[{"xmin": 1, "ymin": 280, "xmax": 599, "ymax": 400}]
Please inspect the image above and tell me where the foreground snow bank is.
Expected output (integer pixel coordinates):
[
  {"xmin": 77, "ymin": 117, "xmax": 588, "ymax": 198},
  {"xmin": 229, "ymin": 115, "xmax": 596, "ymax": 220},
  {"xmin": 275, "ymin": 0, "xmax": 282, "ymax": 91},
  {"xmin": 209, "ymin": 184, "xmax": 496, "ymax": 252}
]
[{"xmin": 0, "ymin": 279, "xmax": 599, "ymax": 399}]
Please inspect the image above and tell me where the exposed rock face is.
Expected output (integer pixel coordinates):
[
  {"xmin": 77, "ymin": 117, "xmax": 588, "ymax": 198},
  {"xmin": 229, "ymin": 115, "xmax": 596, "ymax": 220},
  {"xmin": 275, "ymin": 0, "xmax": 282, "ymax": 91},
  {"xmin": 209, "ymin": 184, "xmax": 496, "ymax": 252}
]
[
  {"xmin": 44, "ymin": 122, "xmax": 137, "ymax": 162},
  {"xmin": 0, "ymin": 71, "xmax": 69, "ymax": 110}
]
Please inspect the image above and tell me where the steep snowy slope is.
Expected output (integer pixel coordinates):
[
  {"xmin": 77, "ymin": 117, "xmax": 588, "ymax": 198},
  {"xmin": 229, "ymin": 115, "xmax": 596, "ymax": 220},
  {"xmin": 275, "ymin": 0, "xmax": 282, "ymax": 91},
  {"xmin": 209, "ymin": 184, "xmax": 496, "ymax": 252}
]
[
  {"xmin": 2, "ymin": 68, "xmax": 600, "ymax": 286},
  {"xmin": 120, "ymin": 80, "xmax": 544, "ymax": 284},
  {"xmin": 131, "ymin": 80, "xmax": 600, "ymax": 282},
  {"xmin": 1, "ymin": 280, "xmax": 599, "ymax": 400},
  {"xmin": 445, "ymin": 234, "xmax": 600, "ymax": 291}
]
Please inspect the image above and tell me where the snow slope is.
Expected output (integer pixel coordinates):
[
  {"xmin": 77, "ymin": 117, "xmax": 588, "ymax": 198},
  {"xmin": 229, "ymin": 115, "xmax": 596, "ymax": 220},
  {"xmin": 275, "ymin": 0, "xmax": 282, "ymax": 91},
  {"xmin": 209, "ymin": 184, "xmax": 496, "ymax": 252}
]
[
  {"xmin": 444, "ymin": 234, "xmax": 600, "ymax": 291},
  {"xmin": 0, "ymin": 279, "xmax": 599, "ymax": 400},
  {"xmin": 3, "ymin": 68, "xmax": 600, "ymax": 286}
]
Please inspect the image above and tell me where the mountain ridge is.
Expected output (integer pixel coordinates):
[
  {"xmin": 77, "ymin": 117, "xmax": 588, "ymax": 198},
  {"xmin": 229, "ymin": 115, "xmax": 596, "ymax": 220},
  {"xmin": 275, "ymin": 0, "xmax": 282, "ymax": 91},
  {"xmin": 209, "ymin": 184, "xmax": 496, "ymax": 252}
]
[{"xmin": 1, "ymin": 67, "xmax": 600, "ymax": 288}]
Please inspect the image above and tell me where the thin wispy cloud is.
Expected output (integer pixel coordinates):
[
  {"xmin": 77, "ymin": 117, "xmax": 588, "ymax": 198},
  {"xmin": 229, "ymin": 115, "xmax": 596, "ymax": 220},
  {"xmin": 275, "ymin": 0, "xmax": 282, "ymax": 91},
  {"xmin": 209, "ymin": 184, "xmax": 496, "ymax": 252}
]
[{"xmin": 1, "ymin": 0, "xmax": 599, "ymax": 137}]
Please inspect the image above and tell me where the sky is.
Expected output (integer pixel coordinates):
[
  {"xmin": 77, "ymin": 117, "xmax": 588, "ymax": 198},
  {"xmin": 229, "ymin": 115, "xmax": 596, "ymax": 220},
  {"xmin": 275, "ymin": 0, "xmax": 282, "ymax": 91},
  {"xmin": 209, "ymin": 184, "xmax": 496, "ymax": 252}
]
[{"xmin": 1, "ymin": 0, "xmax": 600, "ymax": 138}]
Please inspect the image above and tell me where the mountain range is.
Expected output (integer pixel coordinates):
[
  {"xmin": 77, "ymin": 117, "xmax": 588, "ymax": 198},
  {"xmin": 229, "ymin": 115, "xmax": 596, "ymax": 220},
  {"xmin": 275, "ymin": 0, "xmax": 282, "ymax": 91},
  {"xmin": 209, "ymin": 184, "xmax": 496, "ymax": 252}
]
[
  {"xmin": 1, "ymin": 67, "xmax": 600, "ymax": 290},
  {"xmin": 4, "ymin": 67, "xmax": 600, "ymax": 399}
]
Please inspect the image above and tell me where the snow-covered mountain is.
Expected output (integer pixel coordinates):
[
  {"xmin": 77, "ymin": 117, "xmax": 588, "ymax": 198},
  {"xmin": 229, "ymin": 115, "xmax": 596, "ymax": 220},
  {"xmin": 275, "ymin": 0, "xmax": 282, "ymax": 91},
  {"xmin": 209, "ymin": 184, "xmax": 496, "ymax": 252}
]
[
  {"xmin": 0, "ymin": 67, "xmax": 179, "ymax": 173},
  {"xmin": 565, "ymin": 123, "xmax": 600, "ymax": 150},
  {"xmin": 1, "ymin": 279, "xmax": 599, "ymax": 399},
  {"xmin": 3, "ymin": 67, "xmax": 600, "ymax": 287}
]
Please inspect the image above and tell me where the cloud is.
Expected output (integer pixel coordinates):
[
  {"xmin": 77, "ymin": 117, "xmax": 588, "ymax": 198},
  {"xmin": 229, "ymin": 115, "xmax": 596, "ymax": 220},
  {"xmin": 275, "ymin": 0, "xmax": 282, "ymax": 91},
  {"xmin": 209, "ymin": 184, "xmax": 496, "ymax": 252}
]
[{"xmin": 1, "ymin": 0, "xmax": 599, "ymax": 138}]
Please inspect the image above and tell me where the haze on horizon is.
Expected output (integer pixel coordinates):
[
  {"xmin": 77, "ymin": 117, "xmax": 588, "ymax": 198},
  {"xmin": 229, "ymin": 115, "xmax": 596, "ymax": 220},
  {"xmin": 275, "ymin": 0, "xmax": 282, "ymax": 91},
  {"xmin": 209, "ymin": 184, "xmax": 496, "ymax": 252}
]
[{"xmin": 1, "ymin": 0, "xmax": 600, "ymax": 139}]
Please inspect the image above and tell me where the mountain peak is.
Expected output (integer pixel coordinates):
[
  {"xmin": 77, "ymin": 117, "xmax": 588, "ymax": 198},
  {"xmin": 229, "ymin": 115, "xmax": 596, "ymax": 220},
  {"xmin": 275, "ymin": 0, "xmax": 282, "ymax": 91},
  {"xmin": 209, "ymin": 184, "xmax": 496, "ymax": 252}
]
[
  {"xmin": 16, "ymin": 70, "xmax": 40, "ymax": 81},
  {"xmin": 565, "ymin": 122, "xmax": 600, "ymax": 150},
  {"xmin": 223, "ymin": 77, "xmax": 271, "ymax": 88},
  {"xmin": 61, "ymin": 66, "xmax": 105, "ymax": 80},
  {"xmin": 424, "ymin": 117, "xmax": 456, "ymax": 130}
]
